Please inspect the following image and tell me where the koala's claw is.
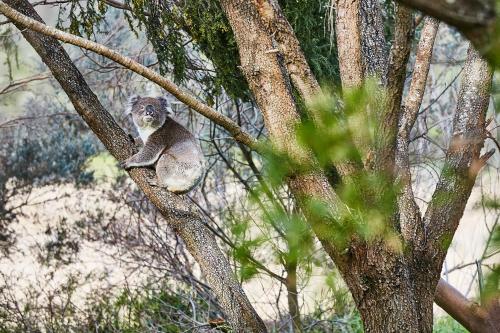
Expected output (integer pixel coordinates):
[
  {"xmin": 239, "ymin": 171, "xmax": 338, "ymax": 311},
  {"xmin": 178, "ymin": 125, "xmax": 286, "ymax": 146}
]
[
  {"xmin": 119, "ymin": 160, "xmax": 131, "ymax": 170},
  {"xmin": 147, "ymin": 177, "xmax": 159, "ymax": 187}
]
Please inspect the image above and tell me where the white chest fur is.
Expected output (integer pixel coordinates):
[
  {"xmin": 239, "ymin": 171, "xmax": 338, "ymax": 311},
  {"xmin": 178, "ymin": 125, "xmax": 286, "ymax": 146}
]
[{"xmin": 137, "ymin": 126, "xmax": 158, "ymax": 143}]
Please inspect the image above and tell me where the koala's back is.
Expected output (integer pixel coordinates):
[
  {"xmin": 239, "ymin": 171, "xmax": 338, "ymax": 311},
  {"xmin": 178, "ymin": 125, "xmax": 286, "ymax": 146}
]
[{"xmin": 153, "ymin": 118, "xmax": 204, "ymax": 193}]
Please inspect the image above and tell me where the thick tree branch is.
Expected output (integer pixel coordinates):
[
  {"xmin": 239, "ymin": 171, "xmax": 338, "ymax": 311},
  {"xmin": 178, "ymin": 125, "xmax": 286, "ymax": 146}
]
[
  {"xmin": 424, "ymin": 45, "xmax": 493, "ymax": 266},
  {"xmin": 250, "ymin": 0, "xmax": 363, "ymax": 178},
  {"xmin": 396, "ymin": 0, "xmax": 500, "ymax": 67},
  {"xmin": 334, "ymin": 0, "xmax": 364, "ymax": 88},
  {"xmin": 396, "ymin": 17, "xmax": 439, "ymax": 245},
  {"xmin": 1, "ymin": 0, "xmax": 266, "ymax": 331},
  {"xmin": 374, "ymin": 4, "xmax": 414, "ymax": 172},
  {"xmin": 360, "ymin": 0, "xmax": 388, "ymax": 78},
  {"xmin": 435, "ymin": 278, "xmax": 500, "ymax": 333},
  {"xmin": 0, "ymin": 1, "xmax": 257, "ymax": 149},
  {"xmin": 250, "ymin": 0, "xmax": 319, "ymax": 103},
  {"xmin": 334, "ymin": 0, "xmax": 372, "ymax": 161}
]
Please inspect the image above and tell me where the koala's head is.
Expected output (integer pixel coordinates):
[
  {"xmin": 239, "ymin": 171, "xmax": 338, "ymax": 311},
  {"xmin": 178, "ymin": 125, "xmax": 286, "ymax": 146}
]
[{"xmin": 128, "ymin": 96, "xmax": 170, "ymax": 130}]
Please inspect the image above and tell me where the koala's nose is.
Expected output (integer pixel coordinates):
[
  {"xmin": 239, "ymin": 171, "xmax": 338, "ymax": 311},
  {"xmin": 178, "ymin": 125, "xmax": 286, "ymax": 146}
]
[{"xmin": 145, "ymin": 105, "xmax": 154, "ymax": 116}]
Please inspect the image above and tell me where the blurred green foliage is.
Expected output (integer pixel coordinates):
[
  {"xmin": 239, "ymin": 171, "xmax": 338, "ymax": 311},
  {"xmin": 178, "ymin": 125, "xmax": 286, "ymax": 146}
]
[
  {"xmin": 84, "ymin": 151, "xmax": 124, "ymax": 183},
  {"xmin": 255, "ymin": 82, "xmax": 401, "ymax": 252},
  {"xmin": 432, "ymin": 316, "xmax": 468, "ymax": 333}
]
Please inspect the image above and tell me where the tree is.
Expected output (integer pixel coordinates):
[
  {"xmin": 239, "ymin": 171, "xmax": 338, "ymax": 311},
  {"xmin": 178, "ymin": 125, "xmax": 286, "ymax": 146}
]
[{"xmin": 0, "ymin": 0, "xmax": 498, "ymax": 332}]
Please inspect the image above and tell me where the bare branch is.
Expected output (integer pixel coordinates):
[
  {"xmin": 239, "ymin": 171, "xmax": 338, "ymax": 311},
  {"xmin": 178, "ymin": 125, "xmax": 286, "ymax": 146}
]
[
  {"xmin": 396, "ymin": 16, "xmax": 439, "ymax": 244},
  {"xmin": 2, "ymin": 0, "xmax": 267, "ymax": 330},
  {"xmin": 0, "ymin": 0, "xmax": 257, "ymax": 149},
  {"xmin": 424, "ymin": 45, "xmax": 493, "ymax": 265},
  {"xmin": 435, "ymin": 279, "xmax": 500, "ymax": 333},
  {"xmin": 0, "ymin": 72, "xmax": 51, "ymax": 95},
  {"xmin": 374, "ymin": 4, "xmax": 413, "ymax": 172}
]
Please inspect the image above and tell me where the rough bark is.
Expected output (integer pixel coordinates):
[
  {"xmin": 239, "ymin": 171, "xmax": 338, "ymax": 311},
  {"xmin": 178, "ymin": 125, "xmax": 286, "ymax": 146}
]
[
  {"xmin": 2, "ymin": 0, "xmax": 266, "ymax": 331},
  {"xmin": 218, "ymin": 0, "xmax": 348, "ymax": 271},
  {"xmin": 218, "ymin": 0, "xmax": 343, "ymax": 209},
  {"xmin": 220, "ymin": 2, "xmax": 438, "ymax": 332},
  {"xmin": 250, "ymin": 0, "xmax": 319, "ymax": 103},
  {"xmin": 360, "ymin": 0, "xmax": 388, "ymax": 78},
  {"xmin": 334, "ymin": 0, "xmax": 364, "ymax": 88},
  {"xmin": 336, "ymin": 239, "xmax": 434, "ymax": 333},
  {"xmin": 0, "ymin": 1, "xmax": 256, "ymax": 149},
  {"xmin": 250, "ymin": 0, "xmax": 363, "ymax": 179},
  {"xmin": 334, "ymin": 0, "xmax": 370, "ymax": 161},
  {"xmin": 395, "ymin": 0, "xmax": 499, "ymax": 67},
  {"xmin": 424, "ymin": 46, "xmax": 493, "ymax": 267},
  {"xmin": 375, "ymin": 4, "xmax": 413, "ymax": 172}
]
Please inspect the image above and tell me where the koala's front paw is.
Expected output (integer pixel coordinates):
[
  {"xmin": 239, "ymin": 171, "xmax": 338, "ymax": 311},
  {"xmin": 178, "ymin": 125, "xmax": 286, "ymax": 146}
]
[{"xmin": 119, "ymin": 158, "xmax": 133, "ymax": 170}]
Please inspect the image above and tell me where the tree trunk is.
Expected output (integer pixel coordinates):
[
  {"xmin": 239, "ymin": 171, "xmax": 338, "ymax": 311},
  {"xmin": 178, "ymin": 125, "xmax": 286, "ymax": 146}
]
[
  {"xmin": 356, "ymin": 286, "xmax": 433, "ymax": 333},
  {"xmin": 340, "ymin": 244, "xmax": 435, "ymax": 333}
]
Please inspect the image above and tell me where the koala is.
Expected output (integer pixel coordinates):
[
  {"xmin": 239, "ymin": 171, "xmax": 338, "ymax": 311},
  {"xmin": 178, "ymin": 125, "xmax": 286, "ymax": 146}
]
[{"xmin": 120, "ymin": 95, "xmax": 205, "ymax": 194}]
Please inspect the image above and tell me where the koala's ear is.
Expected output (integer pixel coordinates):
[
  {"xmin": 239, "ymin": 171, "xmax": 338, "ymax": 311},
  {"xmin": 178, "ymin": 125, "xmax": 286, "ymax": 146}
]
[
  {"xmin": 128, "ymin": 95, "xmax": 141, "ymax": 106},
  {"xmin": 125, "ymin": 95, "xmax": 141, "ymax": 115},
  {"xmin": 158, "ymin": 97, "xmax": 172, "ymax": 115}
]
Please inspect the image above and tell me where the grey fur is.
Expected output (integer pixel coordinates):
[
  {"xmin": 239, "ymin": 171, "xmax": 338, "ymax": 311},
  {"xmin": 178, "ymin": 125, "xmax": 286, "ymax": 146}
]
[{"xmin": 120, "ymin": 96, "xmax": 204, "ymax": 193}]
